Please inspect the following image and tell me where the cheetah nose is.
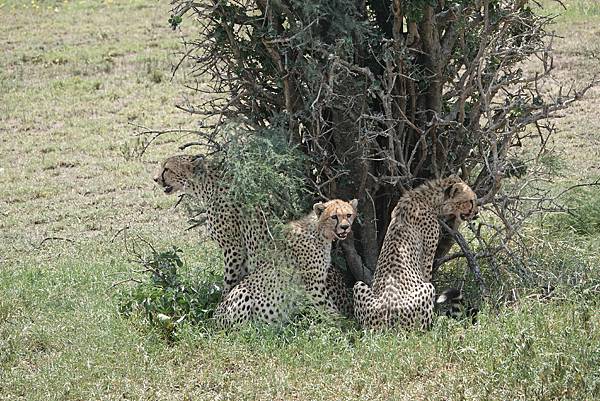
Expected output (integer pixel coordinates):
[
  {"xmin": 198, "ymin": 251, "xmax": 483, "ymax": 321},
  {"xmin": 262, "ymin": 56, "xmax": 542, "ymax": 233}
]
[{"xmin": 340, "ymin": 224, "xmax": 350, "ymax": 230}]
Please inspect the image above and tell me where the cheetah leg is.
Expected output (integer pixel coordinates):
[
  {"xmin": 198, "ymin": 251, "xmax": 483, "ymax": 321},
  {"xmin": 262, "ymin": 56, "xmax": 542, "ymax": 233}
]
[
  {"xmin": 215, "ymin": 267, "xmax": 287, "ymax": 327},
  {"xmin": 303, "ymin": 276, "xmax": 342, "ymax": 315},
  {"xmin": 298, "ymin": 263, "xmax": 340, "ymax": 315},
  {"xmin": 420, "ymin": 282, "xmax": 436, "ymax": 329},
  {"xmin": 214, "ymin": 284, "xmax": 254, "ymax": 328},
  {"xmin": 221, "ymin": 244, "xmax": 248, "ymax": 295},
  {"xmin": 353, "ymin": 281, "xmax": 379, "ymax": 329},
  {"xmin": 420, "ymin": 219, "xmax": 440, "ymax": 283},
  {"xmin": 326, "ymin": 266, "xmax": 353, "ymax": 317},
  {"xmin": 394, "ymin": 283, "xmax": 436, "ymax": 330}
]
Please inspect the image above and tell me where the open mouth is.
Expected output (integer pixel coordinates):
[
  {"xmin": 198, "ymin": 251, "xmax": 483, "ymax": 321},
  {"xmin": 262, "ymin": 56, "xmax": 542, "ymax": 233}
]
[
  {"xmin": 336, "ymin": 231, "xmax": 349, "ymax": 240},
  {"xmin": 163, "ymin": 185, "xmax": 174, "ymax": 194}
]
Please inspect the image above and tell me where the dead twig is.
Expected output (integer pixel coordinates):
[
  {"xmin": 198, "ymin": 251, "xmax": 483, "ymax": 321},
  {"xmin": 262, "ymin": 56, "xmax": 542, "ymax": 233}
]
[
  {"xmin": 39, "ymin": 237, "xmax": 75, "ymax": 247},
  {"xmin": 109, "ymin": 277, "xmax": 143, "ymax": 290},
  {"xmin": 111, "ymin": 225, "xmax": 130, "ymax": 243}
]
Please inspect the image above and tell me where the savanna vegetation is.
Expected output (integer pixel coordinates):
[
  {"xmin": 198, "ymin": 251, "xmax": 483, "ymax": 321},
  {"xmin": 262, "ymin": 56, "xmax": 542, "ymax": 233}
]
[{"xmin": 1, "ymin": 0, "xmax": 599, "ymax": 400}]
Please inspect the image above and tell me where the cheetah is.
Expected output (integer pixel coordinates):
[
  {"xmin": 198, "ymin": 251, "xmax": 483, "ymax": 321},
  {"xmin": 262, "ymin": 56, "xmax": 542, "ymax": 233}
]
[
  {"xmin": 153, "ymin": 154, "xmax": 271, "ymax": 295},
  {"xmin": 153, "ymin": 154, "xmax": 354, "ymax": 316},
  {"xmin": 353, "ymin": 176, "xmax": 478, "ymax": 330},
  {"xmin": 214, "ymin": 199, "xmax": 358, "ymax": 327}
]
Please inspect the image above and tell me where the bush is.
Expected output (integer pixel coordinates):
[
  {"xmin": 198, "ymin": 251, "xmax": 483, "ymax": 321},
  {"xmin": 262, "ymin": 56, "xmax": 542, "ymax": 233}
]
[
  {"xmin": 222, "ymin": 124, "xmax": 311, "ymax": 222},
  {"xmin": 118, "ymin": 246, "xmax": 222, "ymax": 339}
]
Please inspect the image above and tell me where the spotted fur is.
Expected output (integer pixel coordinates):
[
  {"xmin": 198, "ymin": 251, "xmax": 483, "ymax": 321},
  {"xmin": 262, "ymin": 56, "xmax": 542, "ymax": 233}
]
[
  {"xmin": 215, "ymin": 199, "xmax": 358, "ymax": 327},
  {"xmin": 154, "ymin": 154, "xmax": 271, "ymax": 295},
  {"xmin": 353, "ymin": 176, "xmax": 478, "ymax": 330}
]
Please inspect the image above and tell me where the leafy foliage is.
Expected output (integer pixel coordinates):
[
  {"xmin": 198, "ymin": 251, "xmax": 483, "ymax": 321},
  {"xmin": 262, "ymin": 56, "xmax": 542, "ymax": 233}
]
[
  {"xmin": 118, "ymin": 247, "xmax": 222, "ymax": 338},
  {"xmin": 221, "ymin": 123, "xmax": 311, "ymax": 222}
]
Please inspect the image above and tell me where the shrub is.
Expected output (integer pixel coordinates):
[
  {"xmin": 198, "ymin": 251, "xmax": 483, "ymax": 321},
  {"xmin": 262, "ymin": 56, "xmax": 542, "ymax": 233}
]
[{"xmin": 118, "ymin": 246, "xmax": 222, "ymax": 339}]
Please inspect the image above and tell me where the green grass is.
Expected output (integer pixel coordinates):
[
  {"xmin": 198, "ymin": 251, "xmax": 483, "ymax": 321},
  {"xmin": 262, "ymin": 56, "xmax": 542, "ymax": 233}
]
[
  {"xmin": 1, "ymin": 1, "xmax": 600, "ymax": 400},
  {"xmin": 544, "ymin": 184, "xmax": 600, "ymax": 235}
]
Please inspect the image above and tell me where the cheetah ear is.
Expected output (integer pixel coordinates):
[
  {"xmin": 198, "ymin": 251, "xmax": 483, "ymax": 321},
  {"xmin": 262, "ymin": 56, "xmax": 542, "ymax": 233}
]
[
  {"xmin": 313, "ymin": 202, "xmax": 326, "ymax": 216},
  {"xmin": 349, "ymin": 199, "xmax": 358, "ymax": 211},
  {"xmin": 191, "ymin": 154, "xmax": 205, "ymax": 172}
]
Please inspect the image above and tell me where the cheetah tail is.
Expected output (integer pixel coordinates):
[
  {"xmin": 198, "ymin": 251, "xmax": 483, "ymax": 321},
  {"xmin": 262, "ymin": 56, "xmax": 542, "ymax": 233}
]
[{"xmin": 436, "ymin": 287, "xmax": 479, "ymax": 324}]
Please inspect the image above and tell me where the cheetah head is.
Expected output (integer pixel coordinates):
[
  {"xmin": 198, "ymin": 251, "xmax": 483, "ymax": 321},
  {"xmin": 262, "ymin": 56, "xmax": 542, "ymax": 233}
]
[
  {"xmin": 440, "ymin": 177, "xmax": 478, "ymax": 223},
  {"xmin": 313, "ymin": 199, "xmax": 359, "ymax": 241},
  {"xmin": 153, "ymin": 154, "xmax": 204, "ymax": 195}
]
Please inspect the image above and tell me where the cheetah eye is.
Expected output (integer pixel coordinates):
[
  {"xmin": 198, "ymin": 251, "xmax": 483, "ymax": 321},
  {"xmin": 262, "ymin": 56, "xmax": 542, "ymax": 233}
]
[
  {"xmin": 346, "ymin": 214, "xmax": 352, "ymax": 218},
  {"xmin": 331, "ymin": 215, "xmax": 338, "ymax": 220}
]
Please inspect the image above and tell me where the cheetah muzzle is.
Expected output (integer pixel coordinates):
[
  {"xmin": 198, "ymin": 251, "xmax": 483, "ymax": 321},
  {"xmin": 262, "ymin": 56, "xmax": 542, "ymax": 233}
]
[{"xmin": 335, "ymin": 227, "xmax": 351, "ymax": 240}]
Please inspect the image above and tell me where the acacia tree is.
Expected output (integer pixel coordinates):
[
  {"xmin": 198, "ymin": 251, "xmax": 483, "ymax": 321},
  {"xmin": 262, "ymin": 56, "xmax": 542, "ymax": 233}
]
[{"xmin": 165, "ymin": 0, "xmax": 594, "ymax": 293}]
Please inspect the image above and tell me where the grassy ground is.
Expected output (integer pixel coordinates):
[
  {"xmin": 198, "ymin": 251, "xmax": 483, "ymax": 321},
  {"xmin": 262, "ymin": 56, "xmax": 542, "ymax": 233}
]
[{"xmin": 1, "ymin": 1, "xmax": 599, "ymax": 400}]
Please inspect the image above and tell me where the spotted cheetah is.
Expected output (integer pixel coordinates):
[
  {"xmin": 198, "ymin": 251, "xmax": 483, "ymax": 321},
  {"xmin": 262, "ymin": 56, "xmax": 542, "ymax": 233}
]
[
  {"xmin": 153, "ymin": 154, "xmax": 271, "ymax": 295},
  {"xmin": 353, "ymin": 176, "xmax": 478, "ymax": 330},
  {"xmin": 215, "ymin": 199, "xmax": 358, "ymax": 327},
  {"xmin": 153, "ymin": 155, "xmax": 354, "ymax": 316}
]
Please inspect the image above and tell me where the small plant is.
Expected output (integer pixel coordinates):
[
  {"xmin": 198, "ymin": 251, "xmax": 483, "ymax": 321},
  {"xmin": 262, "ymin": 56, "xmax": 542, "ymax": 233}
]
[
  {"xmin": 119, "ymin": 134, "xmax": 151, "ymax": 160},
  {"xmin": 168, "ymin": 14, "xmax": 182, "ymax": 30},
  {"xmin": 118, "ymin": 246, "xmax": 222, "ymax": 340},
  {"xmin": 566, "ymin": 187, "xmax": 600, "ymax": 235},
  {"xmin": 148, "ymin": 69, "xmax": 163, "ymax": 84},
  {"xmin": 538, "ymin": 152, "xmax": 566, "ymax": 174}
]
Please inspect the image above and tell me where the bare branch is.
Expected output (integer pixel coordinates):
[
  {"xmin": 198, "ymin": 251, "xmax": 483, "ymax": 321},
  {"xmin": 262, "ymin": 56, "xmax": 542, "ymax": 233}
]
[{"xmin": 438, "ymin": 219, "xmax": 487, "ymax": 297}]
